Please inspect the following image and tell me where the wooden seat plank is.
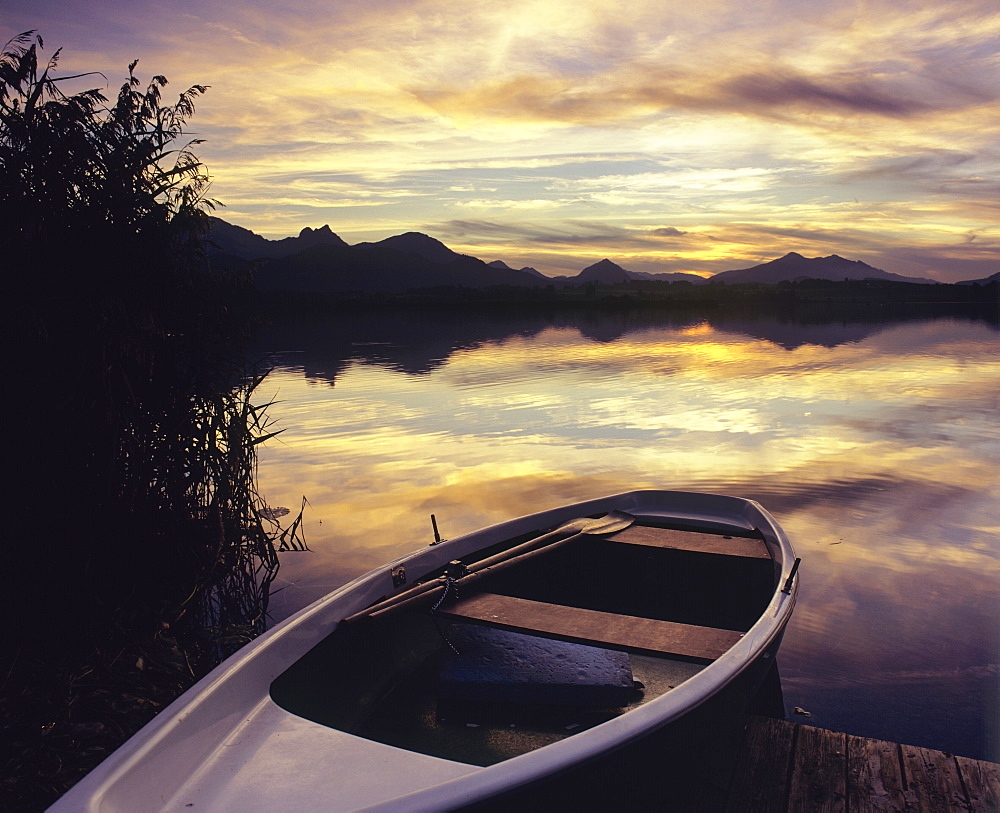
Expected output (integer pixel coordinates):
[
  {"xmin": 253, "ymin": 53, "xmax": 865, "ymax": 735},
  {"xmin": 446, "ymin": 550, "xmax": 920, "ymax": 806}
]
[
  {"xmin": 606, "ymin": 525, "xmax": 771, "ymax": 559},
  {"xmin": 437, "ymin": 592, "xmax": 743, "ymax": 661}
]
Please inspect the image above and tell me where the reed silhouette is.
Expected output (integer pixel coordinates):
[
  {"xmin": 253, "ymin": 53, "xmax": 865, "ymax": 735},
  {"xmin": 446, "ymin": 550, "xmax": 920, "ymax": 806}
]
[{"xmin": 1, "ymin": 32, "xmax": 303, "ymax": 804}]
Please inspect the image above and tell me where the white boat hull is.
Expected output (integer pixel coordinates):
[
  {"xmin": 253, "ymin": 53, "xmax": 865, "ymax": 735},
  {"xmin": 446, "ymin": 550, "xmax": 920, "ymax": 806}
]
[{"xmin": 50, "ymin": 490, "xmax": 798, "ymax": 812}]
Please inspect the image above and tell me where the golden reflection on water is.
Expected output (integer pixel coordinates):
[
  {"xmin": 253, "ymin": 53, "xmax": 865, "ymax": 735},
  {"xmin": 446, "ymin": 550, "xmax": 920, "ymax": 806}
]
[{"xmin": 256, "ymin": 315, "xmax": 999, "ymax": 760}]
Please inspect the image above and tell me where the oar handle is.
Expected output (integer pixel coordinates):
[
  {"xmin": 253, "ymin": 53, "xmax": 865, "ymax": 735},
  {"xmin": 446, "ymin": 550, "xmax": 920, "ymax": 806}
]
[
  {"xmin": 452, "ymin": 529, "xmax": 585, "ymax": 588},
  {"xmin": 464, "ymin": 511, "xmax": 633, "ymax": 576},
  {"xmin": 465, "ymin": 526, "xmax": 575, "ymax": 574},
  {"xmin": 342, "ymin": 524, "xmax": 576, "ymax": 624},
  {"xmin": 368, "ymin": 529, "xmax": 587, "ymax": 621},
  {"xmin": 342, "ymin": 575, "xmax": 447, "ymax": 624},
  {"xmin": 367, "ymin": 580, "xmax": 449, "ymax": 620}
]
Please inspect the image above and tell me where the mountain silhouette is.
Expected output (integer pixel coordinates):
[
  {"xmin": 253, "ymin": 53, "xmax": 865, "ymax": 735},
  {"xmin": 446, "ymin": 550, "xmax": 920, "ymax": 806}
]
[
  {"xmin": 206, "ymin": 219, "xmax": 939, "ymax": 293},
  {"xmin": 355, "ymin": 232, "xmax": 468, "ymax": 265},
  {"xmin": 548, "ymin": 259, "xmax": 705, "ymax": 286},
  {"xmin": 252, "ymin": 236, "xmax": 544, "ymax": 294},
  {"xmin": 627, "ymin": 269, "xmax": 708, "ymax": 283},
  {"xmin": 956, "ymin": 270, "xmax": 1000, "ymax": 286},
  {"xmin": 577, "ymin": 259, "xmax": 633, "ymax": 284},
  {"xmin": 711, "ymin": 252, "xmax": 932, "ymax": 285},
  {"xmin": 488, "ymin": 260, "xmax": 547, "ymax": 279},
  {"xmin": 207, "ymin": 218, "xmax": 347, "ymax": 259}
]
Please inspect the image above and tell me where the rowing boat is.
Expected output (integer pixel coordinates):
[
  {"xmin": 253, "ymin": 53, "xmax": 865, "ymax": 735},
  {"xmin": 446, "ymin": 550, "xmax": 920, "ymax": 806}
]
[{"xmin": 51, "ymin": 490, "xmax": 799, "ymax": 811}]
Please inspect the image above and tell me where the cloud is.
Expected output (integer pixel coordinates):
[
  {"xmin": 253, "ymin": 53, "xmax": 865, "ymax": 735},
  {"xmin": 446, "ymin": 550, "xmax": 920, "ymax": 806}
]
[
  {"xmin": 457, "ymin": 220, "xmax": 695, "ymax": 252},
  {"xmin": 838, "ymin": 151, "xmax": 979, "ymax": 184},
  {"xmin": 202, "ymin": 21, "xmax": 259, "ymax": 47},
  {"xmin": 434, "ymin": 219, "xmax": 643, "ymax": 248},
  {"xmin": 718, "ymin": 71, "xmax": 932, "ymax": 117},
  {"xmin": 424, "ymin": 218, "xmax": 725, "ymax": 276},
  {"xmin": 416, "ymin": 55, "xmax": 995, "ymax": 130},
  {"xmin": 554, "ymin": 168, "xmax": 781, "ymax": 200},
  {"xmin": 447, "ymin": 198, "xmax": 559, "ymax": 211},
  {"xmin": 13, "ymin": 0, "xmax": 1000, "ymax": 280}
]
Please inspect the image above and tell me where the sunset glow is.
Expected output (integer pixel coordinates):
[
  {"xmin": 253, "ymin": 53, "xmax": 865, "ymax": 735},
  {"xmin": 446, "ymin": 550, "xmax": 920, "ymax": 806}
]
[{"xmin": 9, "ymin": 0, "xmax": 999, "ymax": 280}]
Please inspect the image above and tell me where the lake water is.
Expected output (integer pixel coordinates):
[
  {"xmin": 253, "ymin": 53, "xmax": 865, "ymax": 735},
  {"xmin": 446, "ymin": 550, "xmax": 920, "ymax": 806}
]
[{"xmin": 252, "ymin": 306, "xmax": 999, "ymax": 762}]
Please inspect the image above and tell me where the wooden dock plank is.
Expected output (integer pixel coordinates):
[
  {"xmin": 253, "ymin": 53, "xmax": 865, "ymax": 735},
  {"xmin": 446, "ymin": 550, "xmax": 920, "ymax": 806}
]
[
  {"xmin": 847, "ymin": 734, "xmax": 907, "ymax": 812},
  {"xmin": 902, "ymin": 744, "xmax": 973, "ymax": 811},
  {"xmin": 437, "ymin": 592, "xmax": 743, "ymax": 661},
  {"xmin": 725, "ymin": 715, "xmax": 796, "ymax": 812},
  {"xmin": 955, "ymin": 755, "xmax": 1000, "ymax": 812},
  {"xmin": 788, "ymin": 724, "xmax": 848, "ymax": 812},
  {"xmin": 725, "ymin": 717, "xmax": 999, "ymax": 812},
  {"xmin": 606, "ymin": 524, "xmax": 771, "ymax": 559}
]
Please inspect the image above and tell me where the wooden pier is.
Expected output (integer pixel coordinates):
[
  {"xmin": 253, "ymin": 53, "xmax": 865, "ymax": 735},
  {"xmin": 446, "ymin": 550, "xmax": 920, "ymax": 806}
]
[
  {"xmin": 464, "ymin": 714, "xmax": 999, "ymax": 812},
  {"xmin": 726, "ymin": 716, "xmax": 999, "ymax": 812}
]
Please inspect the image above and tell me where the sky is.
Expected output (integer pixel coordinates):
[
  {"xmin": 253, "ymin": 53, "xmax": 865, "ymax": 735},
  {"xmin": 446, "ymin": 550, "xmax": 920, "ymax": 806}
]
[{"xmin": 4, "ymin": 0, "xmax": 999, "ymax": 281}]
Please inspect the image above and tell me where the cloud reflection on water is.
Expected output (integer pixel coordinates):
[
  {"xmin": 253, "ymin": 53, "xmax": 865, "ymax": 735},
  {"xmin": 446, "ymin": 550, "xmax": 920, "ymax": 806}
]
[{"xmin": 257, "ymin": 311, "xmax": 998, "ymax": 760}]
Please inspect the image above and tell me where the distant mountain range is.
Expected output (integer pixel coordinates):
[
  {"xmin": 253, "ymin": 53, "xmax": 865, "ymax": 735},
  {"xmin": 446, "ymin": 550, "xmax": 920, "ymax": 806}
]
[
  {"xmin": 206, "ymin": 218, "xmax": 991, "ymax": 292},
  {"xmin": 711, "ymin": 252, "xmax": 932, "ymax": 285},
  {"xmin": 956, "ymin": 270, "xmax": 1000, "ymax": 286},
  {"xmin": 207, "ymin": 220, "xmax": 350, "ymax": 259},
  {"xmin": 208, "ymin": 219, "xmax": 543, "ymax": 293}
]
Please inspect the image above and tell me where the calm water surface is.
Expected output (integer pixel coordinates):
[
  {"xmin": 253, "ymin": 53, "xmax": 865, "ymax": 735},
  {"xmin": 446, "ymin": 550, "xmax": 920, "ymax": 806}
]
[{"xmin": 253, "ymin": 308, "xmax": 999, "ymax": 762}]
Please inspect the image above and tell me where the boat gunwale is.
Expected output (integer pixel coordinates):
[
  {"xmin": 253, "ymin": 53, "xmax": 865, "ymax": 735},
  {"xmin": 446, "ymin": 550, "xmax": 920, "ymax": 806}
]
[{"xmin": 49, "ymin": 490, "xmax": 797, "ymax": 813}]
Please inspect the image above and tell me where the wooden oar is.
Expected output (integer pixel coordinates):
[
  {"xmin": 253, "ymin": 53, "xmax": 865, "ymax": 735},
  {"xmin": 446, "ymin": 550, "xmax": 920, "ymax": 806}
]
[
  {"xmin": 464, "ymin": 510, "xmax": 634, "ymax": 576},
  {"xmin": 344, "ymin": 510, "xmax": 635, "ymax": 624}
]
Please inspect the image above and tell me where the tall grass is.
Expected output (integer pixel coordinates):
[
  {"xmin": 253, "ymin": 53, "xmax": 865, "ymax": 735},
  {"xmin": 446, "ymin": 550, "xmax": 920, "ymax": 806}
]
[
  {"xmin": 159, "ymin": 370, "xmax": 309, "ymax": 660},
  {"xmin": 1, "ymin": 29, "xmax": 302, "ymax": 655},
  {"xmin": 0, "ymin": 31, "xmax": 310, "ymax": 807}
]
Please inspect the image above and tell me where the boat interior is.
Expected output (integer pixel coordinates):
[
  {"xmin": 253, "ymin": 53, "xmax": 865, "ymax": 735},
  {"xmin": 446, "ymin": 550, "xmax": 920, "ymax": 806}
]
[{"xmin": 270, "ymin": 519, "xmax": 779, "ymax": 766}]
